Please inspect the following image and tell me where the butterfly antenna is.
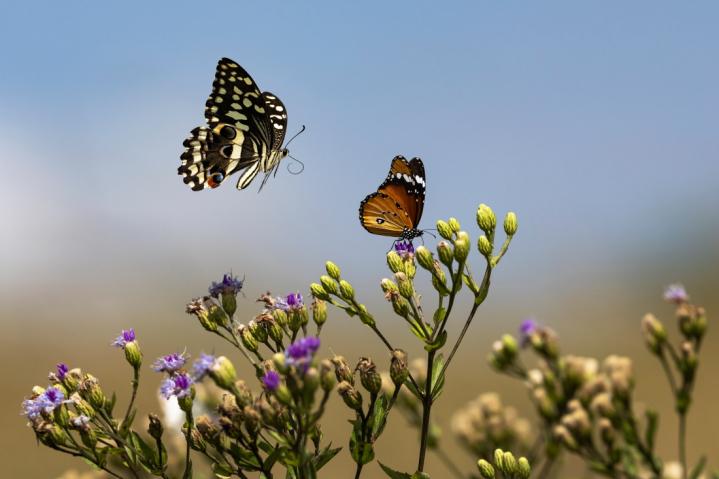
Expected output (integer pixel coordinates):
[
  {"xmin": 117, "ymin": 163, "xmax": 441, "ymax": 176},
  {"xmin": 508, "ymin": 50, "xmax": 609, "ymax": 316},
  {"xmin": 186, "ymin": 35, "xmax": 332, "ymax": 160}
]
[
  {"xmin": 284, "ymin": 124, "xmax": 306, "ymax": 149},
  {"xmin": 287, "ymin": 154, "xmax": 305, "ymax": 175}
]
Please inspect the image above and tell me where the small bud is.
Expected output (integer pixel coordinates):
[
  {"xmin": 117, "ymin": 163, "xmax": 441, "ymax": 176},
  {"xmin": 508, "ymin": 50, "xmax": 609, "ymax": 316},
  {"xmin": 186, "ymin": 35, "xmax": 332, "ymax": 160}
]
[
  {"xmin": 386, "ymin": 251, "xmax": 404, "ymax": 274},
  {"xmin": 436, "ymin": 220, "xmax": 453, "ymax": 240},
  {"xmin": 195, "ymin": 415, "xmax": 218, "ymax": 440},
  {"xmin": 249, "ymin": 320, "xmax": 268, "ymax": 344},
  {"xmin": 312, "ymin": 299, "xmax": 327, "ymax": 327},
  {"xmin": 272, "ymin": 308, "xmax": 288, "ymax": 328},
  {"xmin": 221, "ymin": 292, "xmax": 237, "ymax": 317},
  {"xmin": 274, "ymin": 384, "xmax": 293, "ymax": 406},
  {"xmin": 325, "ymin": 261, "xmax": 341, "ymax": 281},
  {"xmin": 54, "ymin": 405, "xmax": 70, "ymax": 428},
  {"xmin": 477, "ymin": 459, "xmax": 495, "ymax": 478},
  {"xmin": 268, "ymin": 319, "xmax": 284, "ymax": 344},
  {"xmin": 391, "ymin": 295, "xmax": 411, "ymax": 317},
  {"xmin": 357, "ymin": 357, "xmax": 382, "ymax": 396},
  {"xmin": 303, "ymin": 367, "xmax": 320, "ymax": 394},
  {"xmin": 148, "ymin": 414, "xmax": 163, "ymax": 440},
  {"xmin": 517, "ymin": 457, "xmax": 531, "ymax": 479},
  {"xmin": 437, "ymin": 241, "xmax": 454, "ymax": 266},
  {"xmin": 494, "ymin": 449, "xmax": 505, "ymax": 470},
  {"xmin": 390, "ymin": 349, "xmax": 409, "ymax": 387},
  {"xmin": 448, "ymin": 217, "xmax": 461, "ymax": 233},
  {"xmin": 598, "ymin": 418, "xmax": 615, "ymax": 447},
  {"xmin": 381, "ymin": 278, "xmax": 399, "ymax": 295},
  {"xmin": 238, "ymin": 324, "xmax": 259, "ymax": 353},
  {"xmin": 415, "ymin": 246, "xmax": 434, "ymax": 270},
  {"xmin": 63, "ymin": 369, "xmax": 83, "ymax": 392},
  {"xmin": 320, "ymin": 275, "xmax": 338, "ymax": 295},
  {"xmin": 454, "ymin": 236, "xmax": 470, "ymax": 262},
  {"xmin": 501, "ymin": 451, "xmax": 517, "ymax": 474},
  {"xmin": 337, "ymin": 381, "xmax": 363, "ymax": 411},
  {"xmin": 395, "ymin": 272, "xmax": 414, "ymax": 299},
  {"xmin": 641, "ymin": 313, "xmax": 667, "ymax": 353},
  {"xmin": 476, "ymin": 204, "xmax": 497, "ymax": 233},
  {"xmin": 319, "ymin": 360, "xmax": 336, "ymax": 391},
  {"xmin": 503, "ymin": 211, "xmax": 518, "ymax": 236},
  {"xmin": 332, "ymin": 356, "xmax": 354, "ymax": 385},
  {"xmin": 209, "ymin": 356, "xmax": 237, "ymax": 390},
  {"xmin": 123, "ymin": 341, "xmax": 142, "ymax": 369},
  {"xmin": 478, "ymin": 235, "xmax": 493, "ymax": 257},
  {"xmin": 310, "ymin": 282, "xmax": 330, "ymax": 300},
  {"xmin": 339, "ymin": 280, "xmax": 355, "ymax": 301},
  {"xmin": 553, "ymin": 425, "xmax": 578, "ymax": 451},
  {"xmin": 177, "ymin": 392, "xmax": 194, "ymax": 414},
  {"xmin": 79, "ymin": 375, "xmax": 106, "ymax": 411}
]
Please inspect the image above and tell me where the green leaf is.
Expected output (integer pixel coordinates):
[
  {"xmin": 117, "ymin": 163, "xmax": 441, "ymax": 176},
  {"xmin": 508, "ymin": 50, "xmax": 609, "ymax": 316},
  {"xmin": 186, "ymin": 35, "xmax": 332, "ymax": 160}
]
[
  {"xmin": 379, "ymin": 462, "xmax": 413, "ymax": 478},
  {"xmin": 644, "ymin": 409, "xmax": 659, "ymax": 452},
  {"xmin": 313, "ymin": 444, "xmax": 342, "ymax": 470},
  {"xmin": 462, "ymin": 273, "xmax": 479, "ymax": 294},
  {"xmin": 424, "ymin": 330, "xmax": 447, "ymax": 352},
  {"xmin": 370, "ymin": 395, "xmax": 390, "ymax": 439},
  {"xmin": 430, "ymin": 354, "xmax": 445, "ymax": 400},
  {"xmin": 432, "ymin": 307, "xmax": 446, "ymax": 325},
  {"xmin": 410, "ymin": 320, "xmax": 429, "ymax": 341},
  {"xmin": 404, "ymin": 376, "xmax": 421, "ymax": 400},
  {"xmin": 349, "ymin": 427, "xmax": 375, "ymax": 465},
  {"xmin": 211, "ymin": 462, "xmax": 234, "ymax": 478},
  {"xmin": 690, "ymin": 456, "xmax": 707, "ymax": 479}
]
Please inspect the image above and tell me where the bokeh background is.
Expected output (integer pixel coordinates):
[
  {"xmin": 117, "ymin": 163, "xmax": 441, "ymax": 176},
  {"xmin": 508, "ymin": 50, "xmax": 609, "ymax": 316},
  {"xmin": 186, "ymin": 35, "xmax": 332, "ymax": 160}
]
[{"xmin": 2, "ymin": 1, "xmax": 718, "ymax": 477}]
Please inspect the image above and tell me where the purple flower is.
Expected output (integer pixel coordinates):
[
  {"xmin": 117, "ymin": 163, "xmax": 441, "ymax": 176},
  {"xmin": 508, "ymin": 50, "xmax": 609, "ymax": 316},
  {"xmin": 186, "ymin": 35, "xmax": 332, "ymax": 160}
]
[
  {"xmin": 663, "ymin": 284, "xmax": 689, "ymax": 304},
  {"xmin": 56, "ymin": 363, "xmax": 68, "ymax": 381},
  {"xmin": 275, "ymin": 292, "xmax": 304, "ymax": 311},
  {"xmin": 22, "ymin": 386, "xmax": 66, "ymax": 419},
  {"xmin": 70, "ymin": 414, "xmax": 91, "ymax": 430},
  {"xmin": 112, "ymin": 329, "xmax": 136, "ymax": 349},
  {"xmin": 395, "ymin": 240, "xmax": 415, "ymax": 257},
  {"xmin": 160, "ymin": 373, "xmax": 193, "ymax": 399},
  {"xmin": 192, "ymin": 353, "xmax": 216, "ymax": 380},
  {"xmin": 285, "ymin": 336, "xmax": 320, "ymax": 372},
  {"xmin": 209, "ymin": 273, "xmax": 244, "ymax": 298},
  {"xmin": 519, "ymin": 318, "xmax": 538, "ymax": 347},
  {"xmin": 152, "ymin": 352, "xmax": 188, "ymax": 374},
  {"xmin": 262, "ymin": 370, "xmax": 281, "ymax": 391}
]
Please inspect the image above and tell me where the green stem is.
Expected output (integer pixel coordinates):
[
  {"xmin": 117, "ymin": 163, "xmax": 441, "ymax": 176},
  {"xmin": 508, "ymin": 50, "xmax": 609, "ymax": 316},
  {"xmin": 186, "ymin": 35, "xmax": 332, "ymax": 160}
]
[
  {"xmin": 417, "ymin": 349, "xmax": 436, "ymax": 472},
  {"xmin": 122, "ymin": 366, "xmax": 140, "ymax": 428},
  {"xmin": 183, "ymin": 410, "xmax": 193, "ymax": 479},
  {"xmin": 679, "ymin": 412, "xmax": 687, "ymax": 479}
]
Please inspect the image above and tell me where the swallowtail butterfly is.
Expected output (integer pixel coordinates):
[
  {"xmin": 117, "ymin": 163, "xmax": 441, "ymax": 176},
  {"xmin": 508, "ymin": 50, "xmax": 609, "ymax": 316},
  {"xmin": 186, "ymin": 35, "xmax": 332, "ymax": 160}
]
[
  {"xmin": 178, "ymin": 58, "xmax": 293, "ymax": 191},
  {"xmin": 359, "ymin": 156, "xmax": 426, "ymax": 241}
]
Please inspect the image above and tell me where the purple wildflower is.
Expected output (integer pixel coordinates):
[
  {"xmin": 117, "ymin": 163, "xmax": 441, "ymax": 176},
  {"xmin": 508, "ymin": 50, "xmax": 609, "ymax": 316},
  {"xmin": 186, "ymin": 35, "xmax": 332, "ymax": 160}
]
[
  {"xmin": 160, "ymin": 373, "xmax": 193, "ymax": 399},
  {"xmin": 56, "ymin": 363, "xmax": 68, "ymax": 381},
  {"xmin": 262, "ymin": 370, "xmax": 281, "ymax": 391},
  {"xmin": 519, "ymin": 318, "xmax": 538, "ymax": 347},
  {"xmin": 663, "ymin": 284, "xmax": 689, "ymax": 304},
  {"xmin": 22, "ymin": 386, "xmax": 66, "ymax": 420},
  {"xmin": 395, "ymin": 240, "xmax": 415, "ymax": 257},
  {"xmin": 112, "ymin": 329, "xmax": 136, "ymax": 348},
  {"xmin": 209, "ymin": 273, "xmax": 244, "ymax": 298},
  {"xmin": 192, "ymin": 353, "xmax": 216, "ymax": 380},
  {"xmin": 276, "ymin": 292, "xmax": 304, "ymax": 311},
  {"xmin": 285, "ymin": 336, "xmax": 320, "ymax": 372},
  {"xmin": 152, "ymin": 352, "xmax": 188, "ymax": 374}
]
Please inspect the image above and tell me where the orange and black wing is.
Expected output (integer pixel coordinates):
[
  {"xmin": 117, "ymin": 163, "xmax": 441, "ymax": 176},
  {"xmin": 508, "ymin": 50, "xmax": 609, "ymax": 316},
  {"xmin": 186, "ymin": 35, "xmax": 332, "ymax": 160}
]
[{"xmin": 359, "ymin": 156, "xmax": 426, "ymax": 236}]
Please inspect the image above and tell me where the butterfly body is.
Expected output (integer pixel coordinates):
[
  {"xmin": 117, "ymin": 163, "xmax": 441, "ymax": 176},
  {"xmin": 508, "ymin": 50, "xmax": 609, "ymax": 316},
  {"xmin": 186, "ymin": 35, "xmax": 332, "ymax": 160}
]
[
  {"xmin": 179, "ymin": 58, "xmax": 289, "ymax": 191},
  {"xmin": 359, "ymin": 156, "xmax": 426, "ymax": 241}
]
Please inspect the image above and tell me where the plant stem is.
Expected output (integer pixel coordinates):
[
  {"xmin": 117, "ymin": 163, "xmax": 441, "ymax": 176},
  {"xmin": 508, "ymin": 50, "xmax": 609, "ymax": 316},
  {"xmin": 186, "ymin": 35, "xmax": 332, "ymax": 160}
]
[
  {"xmin": 183, "ymin": 409, "xmax": 193, "ymax": 479},
  {"xmin": 122, "ymin": 366, "xmax": 140, "ymax": 428},
  {"xmin": 417, "ymin": 349, "xmax": 436, "ymax": 472},
  {"xmin": 679, "ymin": 412, "xmax": 687, "ymax": 479}
]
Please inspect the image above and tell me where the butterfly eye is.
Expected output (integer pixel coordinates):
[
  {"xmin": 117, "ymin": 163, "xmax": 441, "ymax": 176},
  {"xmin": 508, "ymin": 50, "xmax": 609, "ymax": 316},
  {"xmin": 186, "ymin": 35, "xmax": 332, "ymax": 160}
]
[
  {"xmin": 219, "ymin": 125, "xmax": 236, "ymax": 140},
  {"xmin": 220, "ymin": 145, "xmax": 234, "ymax": 158}
]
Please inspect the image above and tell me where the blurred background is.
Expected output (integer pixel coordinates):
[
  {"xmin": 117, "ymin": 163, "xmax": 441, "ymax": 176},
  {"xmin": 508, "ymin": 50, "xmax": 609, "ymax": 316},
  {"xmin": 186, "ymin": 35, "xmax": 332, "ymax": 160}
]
[{"xmin": 1, "ymin": 1, "xmax": 718, "ymax": 477}]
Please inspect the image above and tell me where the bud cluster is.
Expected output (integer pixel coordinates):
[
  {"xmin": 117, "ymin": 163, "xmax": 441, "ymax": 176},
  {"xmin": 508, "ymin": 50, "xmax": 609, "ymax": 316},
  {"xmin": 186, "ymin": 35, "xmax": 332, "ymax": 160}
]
[{"xmin": 476, "ymin": 448, "xmax": 531, "ymax": 479}]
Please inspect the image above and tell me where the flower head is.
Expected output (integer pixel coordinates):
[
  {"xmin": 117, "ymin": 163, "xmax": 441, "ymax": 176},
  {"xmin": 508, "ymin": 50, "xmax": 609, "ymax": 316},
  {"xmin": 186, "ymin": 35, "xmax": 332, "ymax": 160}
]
[
  {"xmin": 275, "ymin": 292, "xmax": 304, "ymax": 312},
  {"xmin": 70, "ymin": 414, "xmax": 91, "ymax": 430},
  {"xmin": 160, "ymin": 373, "xmax": 193, "ymax": 399},
  {"xmin": 262, "ymin": 370, "xmax": 281, "ymax": 391},
  {"xmin": 22, "ymin": 386, "xmax": 66, "ymax": 420},
  {"xmin": 112, "ymin": 329, "xmax": 136, "ymax": 349},
  {"xmin": 209, "ymin": 273, "xmax": 244, "ymax": 298},
  {"xmin": 152, "ymin": 352, "xmax": 188, "ymax": 374},
  {"xmin": 519, "ymin": 318, "xmax": 538, "ymax": 346},
  {"xmin": 663, "ymin": 284, "xmax": 689, "ymax": 304},
  {"xmin": 192, "ymin": 353, "xmax": 217, "ymax": 380},
  {"xmin": 286, "ymin": 336, "xmax": 320, "ymax": 372},
  {"xmin": 52, "ymin": 363, "xmax": 69, "ymax": 382},
  {"xmin": 395, "ymin": 240, "xmax": 415, "ymax": 258}
]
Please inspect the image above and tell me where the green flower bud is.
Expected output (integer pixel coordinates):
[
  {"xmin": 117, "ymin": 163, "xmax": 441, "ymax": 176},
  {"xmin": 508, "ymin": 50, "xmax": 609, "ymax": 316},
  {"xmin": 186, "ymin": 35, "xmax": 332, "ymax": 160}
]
[
  {"xmin": 641, "ymin": 313, "xmax": 667, "ymax": 353},
  {"xmin": 454, "ymin": 237, "xmax": 470, "ymax": 262},
  {"xmin": 404, "ymin": 255, "xmax": 417, "ymax": 279},
  {"xmin": 325, "ymin": 261, "xmax": 341, "ymax": 281},
  {"xmin": 478, "ymin": 235, "xmax": 493, "ymax": 257},
  {"xmin": 70, "ymin": 393, "xmax": 95, "ymax": 418},
  {"xmin": 208, "ymin": 302, "xmax": 228, "ymax": 328},
  {"xmin": 392, "ymin": 295, "xmax": 411, "ymax": 317},
  {"xmin": 272, "ymin": 308, "xmax": 288, "ymax": 328},
  {"xmin": 80, "ymin": 375, "xmax": 106, "ymax": 411},
  {"xmin": 79, "ymin": 427, "xmax": 97, "ymax": 449},
  {"xmin": 415, "ymin": 246, "xmax": 434, "ymax": 270},
  {"xmin": 234, "ymin": 380, "xmax": 254, "ymax": 407},
  {"xmin": 319, "ymin": 360, "xmax": 336, "ymax": 392},
  {"xmin": 124, "ymin": 341, "xmax": 142, "ymax": 369},
  {"xmin": 221, "ymin": 292, "xmax": 237, "ymax": 317},
  {"xmin": 148, "ymin": 414, "xmax": 164, "ymax": 440},
  {"xmin": 517, "ymin": 457, "xmax": 531, "ymax": 479},
  {"xmin": 288, "ymin": 309, "xmax": 304, "ymax": 333},
  {"xmin": 275, "ymin": 384, "xmax": 293, "ymax": 406},
  {"xmin": 310, "ymin": 282, "xmax": 330, "ymax": 300},
  {"xmin": 357, "ymin": 304, "xmax": 375, "ymax": 327},
  {"xmin": 337, "ymin": 381, "xmax": 363, "ymax": 411},
  {"xmin": 381, "ymin": 278, "xmax": 399, "ymax": 295},
  {"xmin": 238, "ymin": 325, "xmax": 259, "ymax": 353},
  {"xmin": 268, "ymin": 319, "xmax": 284, "ymax": 344},
  {"xmin": 448, "ymin": 217, "xmax": 461, "ymax": 233},
  {"xmin": 63, "ymin": 369, "xmax": 83, "ymax": 392},
  {"xmin": 494, "ymin": 449, "xmax": 505, "ymax": 471},
  {"xmin": 339, "ymin": 280, "xmax": 355, "ymax": 301},
  {"xmin": 210, "ymin": 356, "xmax": 237, "ymax": 391},
  {"xmin": 501, "ymin": 451, "xmax": 517, "ymax": 474},
  {"xmin": 436, "ymin": 220, "xmax": 453, "ymax": 240},
  {"xmin": 357, "ymin": 357, "xmax": 382, "ymax": 395},
  {"xmin": 390, "ymin": 349, "xmax": 409, "ymax": 387},
  {"xmin": 303, "ymin": 367, "xmax": 321, "ymax": 395},
  {"xmin": 477, "ymin": 459, "xmax": 495, "ymax": 479},
  {"xmin": 312, "ymin": 299, "xmax": 328, "ymax": 327},
  {"xmin": 437, "ymin": 241, "xmax": 454, "ymax": 266},
  {"xmin": 331, "ymin": 356, "xmax": 354, "ymax": 384},
  {"xmin": 178, "ymin": 391, "xmax": 194, "ymax": 414},
  {"xmin": 477, "ymin": 204, "xmax": 497, "ymax": 233},
  {"xmin": 395, "ymin": 272, "xmax": 414, "ymax": 299},
  {"xmin": 320, "ymin": 275, "xmax": 338, "ymax": 295},
  {"xmin": 249, "ymin": 320, "xmax": 268, "ymax": 344},
  {"xmin": 386, "ymin": 250, "xmax": 404, "ymax": 274},
  {"xmin": 504, "ymin": 211, "xmax": 518, "ymax": 236},
  {"xmin": 54, "ymin": 405, "xmax": 70, "ymax": 428},
  {"xmin": 501, "ymin": 334, "xmax": 518, "ymax": 359}
]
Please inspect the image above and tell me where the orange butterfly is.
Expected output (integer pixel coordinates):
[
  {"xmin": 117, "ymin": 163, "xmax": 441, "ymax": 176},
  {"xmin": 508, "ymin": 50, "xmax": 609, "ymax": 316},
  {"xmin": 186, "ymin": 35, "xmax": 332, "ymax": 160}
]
[{"xmin": 359, "ymin": 155, "xmax": 426, "ymax": 242}]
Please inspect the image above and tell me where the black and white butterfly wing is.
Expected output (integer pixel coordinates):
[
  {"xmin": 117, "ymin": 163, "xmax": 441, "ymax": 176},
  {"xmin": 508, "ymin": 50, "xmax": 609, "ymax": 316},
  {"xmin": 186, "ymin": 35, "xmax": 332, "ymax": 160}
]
[{"xmin": 178, "ymin": 58, "xmax": 289, "ymax": 191}]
